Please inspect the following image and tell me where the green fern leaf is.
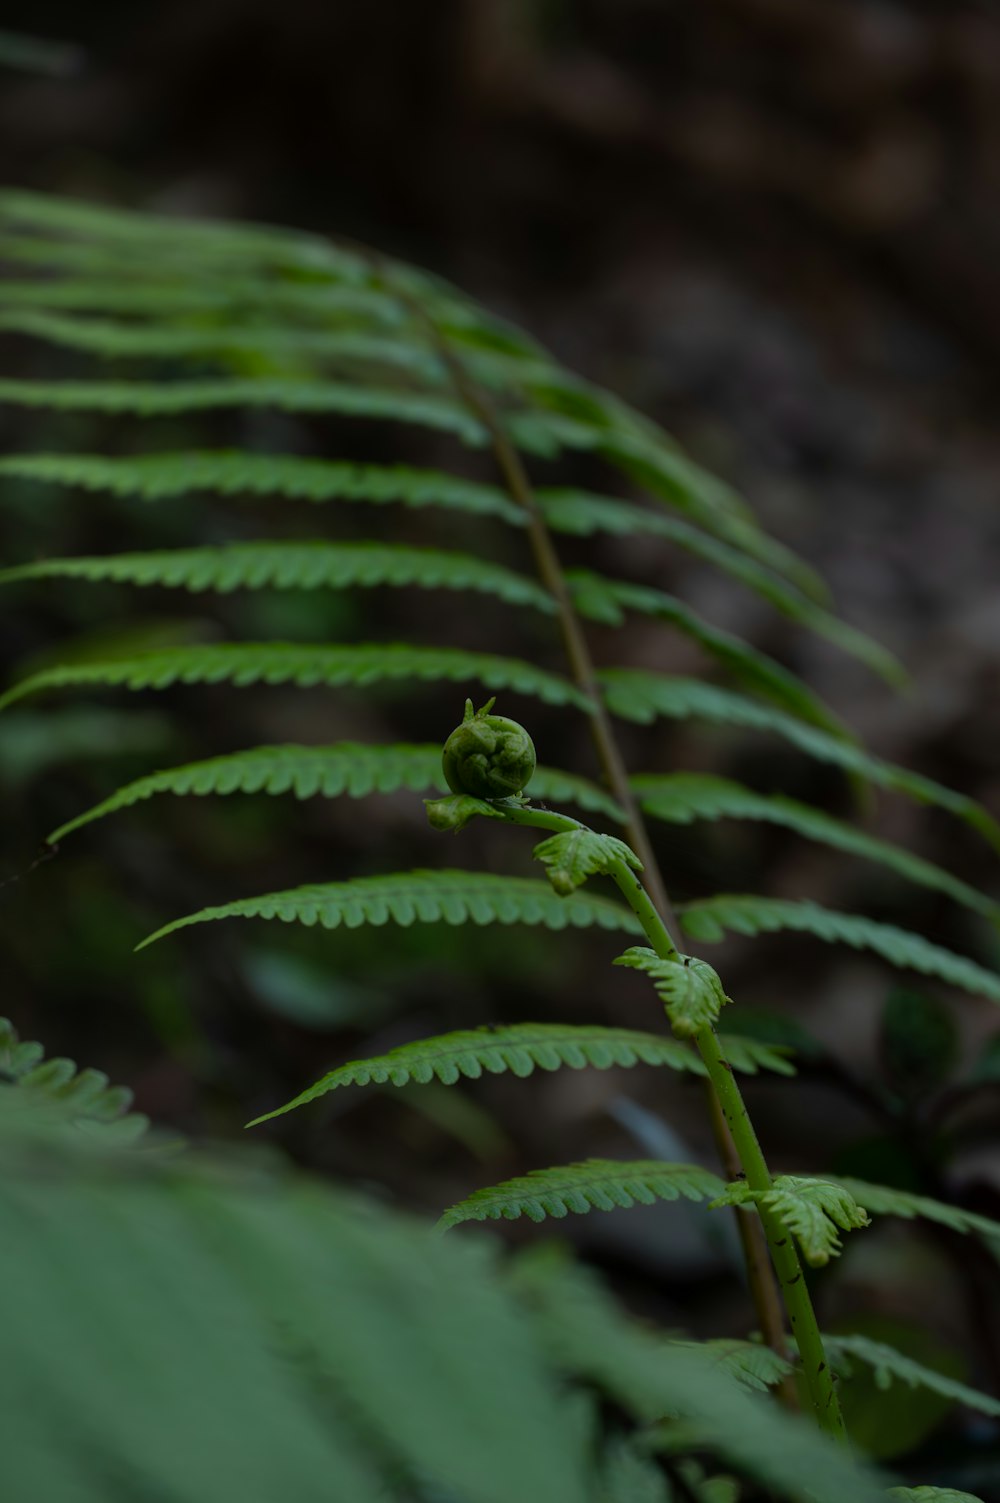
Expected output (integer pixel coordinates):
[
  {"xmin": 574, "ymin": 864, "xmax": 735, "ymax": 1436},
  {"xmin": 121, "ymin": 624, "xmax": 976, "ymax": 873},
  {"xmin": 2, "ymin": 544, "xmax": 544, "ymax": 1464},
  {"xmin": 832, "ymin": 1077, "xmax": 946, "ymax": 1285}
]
[
  {"xmin": 46, "ymin": 743, "xmax": 625, "ymax": 843},
  {"xmin": 0, "ymin": 274, "xmax": 402, "ymax": 320},
  {"xmin": 533, "ymin": 828, "xmax": 641, "ymax": 896},
  {"xmin": 568, "ymin": 571, "xmax": 845, "ymax": 732},
  {"xmin": 568, "ymin": 568, "xmax": 896, "ymax": 697},
  {"xmin": 635, "ymin": 773, "xmax": 999, "ymax": 922},
  {"xmin": 0, "ymin": 541, "xmax": 555, "ymax": 613},
  {"xmin": 834, "ymin": 1177, "xmax": 1000, "ymax": 1254},
  {"xmin": 514, "ymin": 411, "xmax": 822, "ymax": 598},
  {"xmin": 248, "ymin": 1023, "xmax": 711, "ymax": 1126},
  {"xmin": 135, "ymin": 870, "xmax": 643, "ymax": 951},
  {"xmin": 439, "ymin": 1159, "xmax": 725, "ymax": 1228},
  {"xmin": 0, "ymin": 1088, "xmax": 590, "ymax": 1503},
  {"xmin": 0, "ymin": 1016, "xmax": 146, "ymax": 1137},
  {"xmin": 0, "ymin": 643, "xmax": 592, "ymax": 714},
  {"xmin": 0, "ymin": 307, "xmax": 555, "ymax": 399},
  {"xmin": 250, "ymin": 1026, "xmax": 791, "ymax": 1127},
  {"xmin": 0, "ymin": 450, "xmax": 524, "ymax": 522},
  {"xmin": 0, "ymin": 376, "xmax": 490, "ymax": 437},
  {"xmin": 513, "ymin": 1255, "xmax": 888, "ymax": 1503},
  {"xmin": 539, "ymin": 487, "xmax": 903, "ymax": 683},
  {"xmin": 714, "ymin": 1035, "xmax": 796, "ymax": 1077},
  {"xmin": 0, "ymin": 308, "xmax": 447, "ymax": 374},
  {"xmin": 600, "ymin": 670, "xmax": 1000, "ymax": 851},
  {"xmin": 615, "ymin": 947, "xmax": 731, "ymax": 1037},
  {"xmin": 888, "ymin": 1489, "xmax": 986, "ymax": 1501},
  {"xmin": 0, "ymin": 303, "xmax": 430, "ymax": 362},
  {"xmin": 672, "ymin": 1339, "xmax": 794, "ymax": 1396},
  {"xmin": 710, "ymin": 1175, "xmax": 870, "ymax": 1266},
  {"xmin": 823, "ymin": 1333, "xmax": 1000, "ymax": 1418},
  {"xmin": 679, "ymin": 894, "xmax": 1000, "ymax": 1004},
  {"xmin": 0, "ymin": 188, "xmax": 365, "ymax": 270},
  {"xmin": 599, "ymin": 1434, "xmax": 674, "ymax": 1503}
]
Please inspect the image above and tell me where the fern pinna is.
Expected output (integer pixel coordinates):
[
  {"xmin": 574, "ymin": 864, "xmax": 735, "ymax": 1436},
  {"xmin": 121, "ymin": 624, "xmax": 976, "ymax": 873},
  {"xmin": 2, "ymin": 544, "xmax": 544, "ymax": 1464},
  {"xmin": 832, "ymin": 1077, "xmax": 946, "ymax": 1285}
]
[{"xmin": 2, "ymin": 190, "xmax": 999, "ymax": 1478}]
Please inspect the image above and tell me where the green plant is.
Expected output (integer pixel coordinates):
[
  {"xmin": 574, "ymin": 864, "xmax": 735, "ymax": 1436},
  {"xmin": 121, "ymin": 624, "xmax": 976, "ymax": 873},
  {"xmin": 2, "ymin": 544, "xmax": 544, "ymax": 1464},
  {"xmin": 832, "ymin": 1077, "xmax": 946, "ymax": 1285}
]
[{"xmin": 2, "ymin": 189, "xmax": 998, "ymax": 1496}]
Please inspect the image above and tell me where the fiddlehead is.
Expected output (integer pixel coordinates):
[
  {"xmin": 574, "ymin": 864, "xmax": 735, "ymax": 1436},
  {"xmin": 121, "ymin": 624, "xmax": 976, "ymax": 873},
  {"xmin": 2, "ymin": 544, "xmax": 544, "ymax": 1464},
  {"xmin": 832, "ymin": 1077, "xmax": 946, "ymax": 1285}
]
[{"xmin": 441, "ymin": 697, "xmax": 537, "ymax": 800}]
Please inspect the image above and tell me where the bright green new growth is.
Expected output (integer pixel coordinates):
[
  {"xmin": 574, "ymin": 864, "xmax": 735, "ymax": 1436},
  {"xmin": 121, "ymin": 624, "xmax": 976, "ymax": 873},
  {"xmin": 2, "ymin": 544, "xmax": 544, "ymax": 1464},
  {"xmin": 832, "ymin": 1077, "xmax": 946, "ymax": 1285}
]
[
  {"xmin": 533, "ymin": 828, "xmax": 642, "ymax": 895},
  {"xmin": 442, "ymin": 697, "xmax": 537, "ymax": 799},
  {"xmin": 711, "ymin": 1176, "xmax": 871, "ymax": 1267},
  {"xmin": 615, "ymin": 947, "xmax": 732, "ymax": 1038}
]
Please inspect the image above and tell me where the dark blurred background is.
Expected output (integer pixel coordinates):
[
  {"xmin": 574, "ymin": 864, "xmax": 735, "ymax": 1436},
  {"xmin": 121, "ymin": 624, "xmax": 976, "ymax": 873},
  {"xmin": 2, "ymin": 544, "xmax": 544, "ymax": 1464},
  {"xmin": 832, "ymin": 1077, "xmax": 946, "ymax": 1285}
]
[{"xmin": 2, "ymin": 1, "xmax": 1000, "ymax": 1484}]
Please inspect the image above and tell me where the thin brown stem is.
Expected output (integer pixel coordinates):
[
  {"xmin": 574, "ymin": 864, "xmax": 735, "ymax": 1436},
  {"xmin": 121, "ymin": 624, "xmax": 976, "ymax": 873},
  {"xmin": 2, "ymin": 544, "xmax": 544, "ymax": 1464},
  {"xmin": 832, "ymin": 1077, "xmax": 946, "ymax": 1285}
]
[
  {"xmin": 703, "ymin": 1081, "xmax": 799, "ymax": 1413},
  {"xmin": 419, "ymin": 323, "xmax": 676, "ymax": 927}
]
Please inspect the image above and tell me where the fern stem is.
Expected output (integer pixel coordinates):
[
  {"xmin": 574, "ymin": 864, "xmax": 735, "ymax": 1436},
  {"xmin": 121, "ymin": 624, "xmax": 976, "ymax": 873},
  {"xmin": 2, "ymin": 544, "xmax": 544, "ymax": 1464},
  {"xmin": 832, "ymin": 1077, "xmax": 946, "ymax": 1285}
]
[
  {"xmin": 606, "ymin": 859, "xmax": 847, "ymax": 1443},
  {"xmin": 498, "ymin": 802, "xmax": 821, "ymax": 1420},
  {"xmin": 694, "ymin": 1029, "xmax": 846, "ymax": 1441},
  {"xmin": 702, "ymin": 1080, "xmax": 800, "ymax": 1411}
]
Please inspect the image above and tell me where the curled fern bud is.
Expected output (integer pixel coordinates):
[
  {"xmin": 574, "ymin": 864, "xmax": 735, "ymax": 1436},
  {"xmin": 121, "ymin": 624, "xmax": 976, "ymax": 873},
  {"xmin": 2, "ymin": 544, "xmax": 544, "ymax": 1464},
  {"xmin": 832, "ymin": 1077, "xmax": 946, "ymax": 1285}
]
[{"xmin": 442, "ymin": 698, "xmax": 536, "ymax": 800}]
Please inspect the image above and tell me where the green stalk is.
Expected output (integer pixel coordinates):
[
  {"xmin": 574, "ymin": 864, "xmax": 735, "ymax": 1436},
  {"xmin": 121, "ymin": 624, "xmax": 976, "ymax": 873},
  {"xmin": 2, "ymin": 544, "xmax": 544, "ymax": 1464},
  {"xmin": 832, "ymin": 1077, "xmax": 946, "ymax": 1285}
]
[{"xmin": 501, "ymin": 801, "xmax": 847, "ymax": 1441}]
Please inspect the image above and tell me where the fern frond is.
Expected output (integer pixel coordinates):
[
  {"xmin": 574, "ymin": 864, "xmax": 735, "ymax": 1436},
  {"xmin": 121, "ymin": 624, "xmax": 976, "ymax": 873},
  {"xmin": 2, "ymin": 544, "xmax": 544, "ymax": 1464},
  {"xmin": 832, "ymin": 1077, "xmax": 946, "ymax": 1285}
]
[
  {"xmin": 540, "ymin": 488, "xmax": 866, "ymax": 662},
  {"xmin": 0, "ymin": 307, "xmax": 556, "ymax": 400},
  {"xmin": 0, "ymin": 188, "xmax": 362, "ymax": 272},
  {"xmin": 711, "ymin": 1175, "xmax": 870, "ymax": 1266},
  {"xmin": 600, "ymin": 670, "xmax": 1000, "ymax": 850},
  {"xmin": 823, "ymin": 1333, "xmax": 1000, "ymax": 1418},
  {"xmin": 568, "ymin": 565, "xmax": 896, "ymax": 694},
  {"xmin": 47, "ymin": 743, "xmax": 625, "ymax": 843},
  {"xmin": 0, "ymin": 1083, "xmax": 591, "ymax": 1503},
  {"xmin": 679, "ymin": 894, "xmax": 1000, "ymax": 1004},
  {"xmin": 0, "ymin": 376, "xmax": 489, "ymax": 438},
  {"xmin": 635, "ymin": 773, "xmax": 999, "ymax": 922},
  {"xmin": 136, "ymin": 870, "xmax": 643, "ymax": 951},
  {"xmin": 834, "ymin": 1177, "xmax": 1000, "ymax": 1254},
  {"xmin": 439, "ymin": 1160, "xmax": 725, "ymax": 1228},
  {"xmin": 568, "ymin": 571, "xmax": 844, "ymax": 732},
  {"xmin": 0, "ymin": 541, "xmax": 555, "ymax": 613},
  {"xmin": 0, "ymin": 308, "xmax": 446, "ymax": 373},
  {"xmin": 715, "ymin": 1035, "xmax": 797, "ymax": 1077},
  {"xmin": 891, "ymin": 1484, "xmax": 985, "ymax": 1501},
  {"xmin": 614, "ymin": 947, "xmax": 731, "ymax": 1038},
  {"xmin": 248, "ymin": 1023, "xmax": 711, "ymax": 1126},
  {"xmin": 516, "ymin": 412, "xmax": 829, "ymax": 603},
  {"xmin": 533, "ymin": 829, "xmax": 641, "ymax": 896},
  {"xmin": 0, "ymin": 643, "xmax": 592, "ymax": 714},
  {"xmin": 674, "ymin": 1339, "xmax": 794, "ymax": 1396},
  {"xmin": 0, "ymin": 450, "xmax": 524, "ymax": 522},
  {"xmin": 514, "ymin": 1256, "xmax": 888, "ymax": 1503},
  {"xmin": 0, "ymin": 275, "xmax": 404, "ymax": 321},
  {"xmin": 0, "ymin": 1016, "xmax": 146, "ymax": 1137}
]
